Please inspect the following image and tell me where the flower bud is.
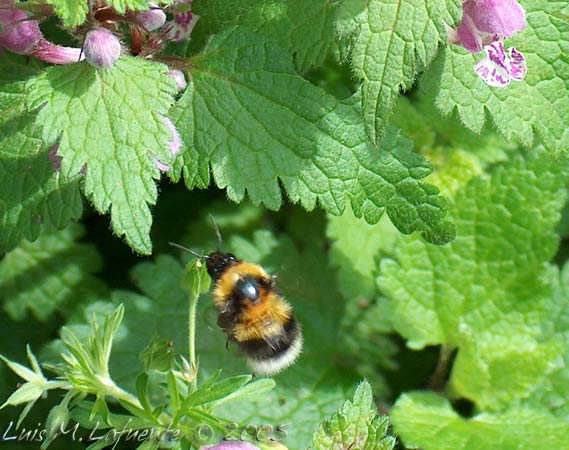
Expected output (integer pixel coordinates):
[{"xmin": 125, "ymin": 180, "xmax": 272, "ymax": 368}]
[
  {"xmin": 201, "ymin": 441, "xmax": 261, "ymax": 450},
  {"xmin": 135, "ymin": 3, "xmax": 166, "ymax": 31},
  {"xmin": 168, "ymin": 69, "xmax": 187, "ymax": 91},
  {"xmin": 0, "ymin": 7, "xmax": 42, "ymax": 54},
  {"xmin": 48, "ymin": 144, "xmax": 62, "ymax": 172},
  {"xmin": 83, "ymin": 28, "xmax": 121, "ymax": 68}
]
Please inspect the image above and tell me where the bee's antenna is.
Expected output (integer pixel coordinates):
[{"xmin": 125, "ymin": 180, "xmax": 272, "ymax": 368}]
[
  {"xmin": 208, "ymin": 214, "xmax": 223, "ymax": 251},
  {"xmin": 168, "ymin": 242, "xmax": 209, "ymax": 259}
]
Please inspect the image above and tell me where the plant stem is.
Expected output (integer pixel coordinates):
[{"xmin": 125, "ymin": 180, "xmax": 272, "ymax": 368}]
[
  {"xmin": 427, "ymin": 345, "xmax": 454, "ymax": 392},
  {"xmin": 188, "ymin": 281, "xmax": 200, "ymax": 392},
  {"xmin": 104, "ymin": 380, "xmax": 144, "ymax": 410}
]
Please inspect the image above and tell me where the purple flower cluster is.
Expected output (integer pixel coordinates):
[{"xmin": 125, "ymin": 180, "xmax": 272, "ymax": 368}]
[
  {"xmin": 451, "ymin": 0, "xmax": 527, "ymax": 87},
  {"xmin": 0, "ymin": 0, "xmax": 83, "ymax": 64}
]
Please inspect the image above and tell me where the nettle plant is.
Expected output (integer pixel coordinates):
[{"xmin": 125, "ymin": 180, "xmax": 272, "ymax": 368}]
[{"xmin": 0, "ymin": 0, "xmax": 568, "ymax": 449}]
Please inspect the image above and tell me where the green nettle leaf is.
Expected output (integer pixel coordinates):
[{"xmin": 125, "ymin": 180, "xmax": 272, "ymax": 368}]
[
  {"xmin": 45, "ymin": 0, "xmax": 90, "ymax": 27},
  {"xmin": 423, "ymin": 0, "xmax": 569, "ymax": 153},
  {"xmin": 46, "ymin": 0, "xmax": 151, "ymax": 27},
  {"xmin": 312, "ymin": 380, "xmax": 396, "ymax": 450},
  {"xmin": 172, "ymin": 28, "xmax": 454, "ymax": 244},
  {"xmin": 391, "ymin": 392, "xmax": 569, "ymax": 450},
  {"xmin": 336, "ymin": 0, "xmax": 461, "ymax": 143},
  {"xmin": 27, "ymin": 58, "xmax": 177, "ymax": 254},
  {"xmin": 524, "ymin": 263, "xmax": 569, "ymax": 418},
  {"xmin": 192, "ymin": 0, "xmax": 339, "ymax": 72},
  {"xmin": 0, "ymin": 55, "xmax": 82, "ymax": 250},
  {"xmin": 379, "ymin": 151, "xmax": 569, "ymax": 409},
  {"xmin": 0, "ymin": 225, "xmax": 106, "ymax": 321}
]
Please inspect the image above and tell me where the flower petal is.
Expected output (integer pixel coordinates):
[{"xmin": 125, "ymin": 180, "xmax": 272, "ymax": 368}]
[
  {"xmin": 474, "ymin": 42, "xmax": 512, "ymax": 87},
  {"xmin": 165, "ymin": 11, "xmax": 199, "ymax": 42},
  {"xmin": 457, "ymin": 13, "xmax": 484, "ymax": 53},
  {"xmin": 507, "ymin": 46, "xmax": 527, "ymax": 81},
  {"xmin": 464, "ymin": 0, "xmax": 526, "ymax": 39},
  {"xmin": 484, "ymin": 40, "xmax": 509, "ymax": 71}
]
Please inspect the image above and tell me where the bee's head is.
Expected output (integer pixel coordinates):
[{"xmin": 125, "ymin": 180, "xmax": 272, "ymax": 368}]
[
  {"xmin": 205, "ymin": 251, "xmax": 239, "ymax": 280},
  {"xmin": 170, "ymin": 214, "xmax": 236, "ymax": 280}
]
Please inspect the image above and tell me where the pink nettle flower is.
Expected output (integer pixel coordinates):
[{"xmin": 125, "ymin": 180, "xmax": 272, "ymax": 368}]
[
  {"xmin": 165, "ymin": 0, "xmax": 199, "ymax": 42},
  {"xmin": 83, "ymin": 28, "xmax": 121, "ymax": 68},
  {"xmin": 474, "ymin": 41, "xmax": 526, "ymax": 87},
  {"xmin": 153, "ymin": 115, "xmax": 181, "ymax": 172},
  {"xmin": 0, "ymin": 0, "xmax": 83, "ymax": 64},
  {"xmin": 134, "ymin": 2, "xmax": 166, "ymax": 32},
  {"xmin": 457, "ymin": 0, "xmax": 526, "ymax": 53},
  {"xmin": 450, "ymin": 0, "xmax": 527, "ymax": 87}
]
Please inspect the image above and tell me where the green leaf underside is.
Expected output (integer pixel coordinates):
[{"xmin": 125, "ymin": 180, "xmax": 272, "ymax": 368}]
[
  {"xmin": 27, "ymin": 58, "xmax": 177, "ymax": 254},
  {"xmin": 379, "ymin": 151, "xmax": 569, "ymax": 408},
  {"xmin": 337, "ymin": 0, "xmax": 461, "ymax": 144},
  {"xmin": 0, "ymin": 55, "xmax": 82, "ymax": 250},
  {"xmin": 391, "ymin": 392, "xmax": 569, "ymax": 450},
  {"xmin": 0, "ymin": 225, "xmax": 106, "ymax": 321},
  {"xmin": 192, "ymin": 0, "xmax": 339, "ymax": 72},
  {"xmin": 312, "ymin": 380, "xmax": 396, "ymax": 450},
  {"xmin": 173, "ymin": 28, "xmax": 454, "ymax": 243},
  {"xmin": 423, "ymin": 0, "xmax": 569, "ymax": 153}
]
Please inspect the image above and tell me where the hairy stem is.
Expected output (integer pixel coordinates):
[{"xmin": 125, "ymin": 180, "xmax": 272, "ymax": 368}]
[{"xmin": 188, "ymin": 269, "xmax": 204, "ymax": 392}]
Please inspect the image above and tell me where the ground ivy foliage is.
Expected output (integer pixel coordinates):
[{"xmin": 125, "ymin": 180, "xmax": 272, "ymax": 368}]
[
  {"xmin": 391, "ymin": 392, "xmax": 569, "ymax": 450},
  {"xmin": 380, "ymin": 150, "xmax": 569, "ymax": 409},
  {"xmin": 26, "ymin": 58, "xmax": 177, "ymax": 255}
]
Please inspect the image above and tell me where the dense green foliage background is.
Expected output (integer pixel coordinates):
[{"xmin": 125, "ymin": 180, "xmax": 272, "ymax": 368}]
[{"xmin": 1, "ymin": 0, "xmax": 568, "ymax": 449}]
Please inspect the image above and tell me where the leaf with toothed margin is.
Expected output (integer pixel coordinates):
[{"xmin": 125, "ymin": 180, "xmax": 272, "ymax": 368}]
[
  {"xmin": 379, "ymin": 150, "xmax": 569, "ymax": 409},
  {"xmin": 171, "ymin": 27, "xmax": 455, "ymax": 244},
  {"xmin": 312, "ymin": 380, "xmax": 396, "ymax": 450},
  {"xmin": 26, "ymin": 58, "xmax": 177, "ymax": 255},
  {"xmin": 0, "ymin": 55, "xmax": 82, "ymax": 250},
  {"xmin": 336, "ymin": 0, "xmax": 462, "ymax": 144},
  {"xmin": 422, "ymin": 0, "xmax": 569, "ymax": 154}
]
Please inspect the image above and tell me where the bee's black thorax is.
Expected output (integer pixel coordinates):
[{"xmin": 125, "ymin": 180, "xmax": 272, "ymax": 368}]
[{"xmin": 206, "ymin": 251, "xmax": 239, "ymax": 280}]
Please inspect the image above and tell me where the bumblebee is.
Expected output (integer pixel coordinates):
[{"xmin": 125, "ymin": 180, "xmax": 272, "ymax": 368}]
[{"xmin": 170, "ymin": 218, "xmax": 302, "ymax": 376}]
